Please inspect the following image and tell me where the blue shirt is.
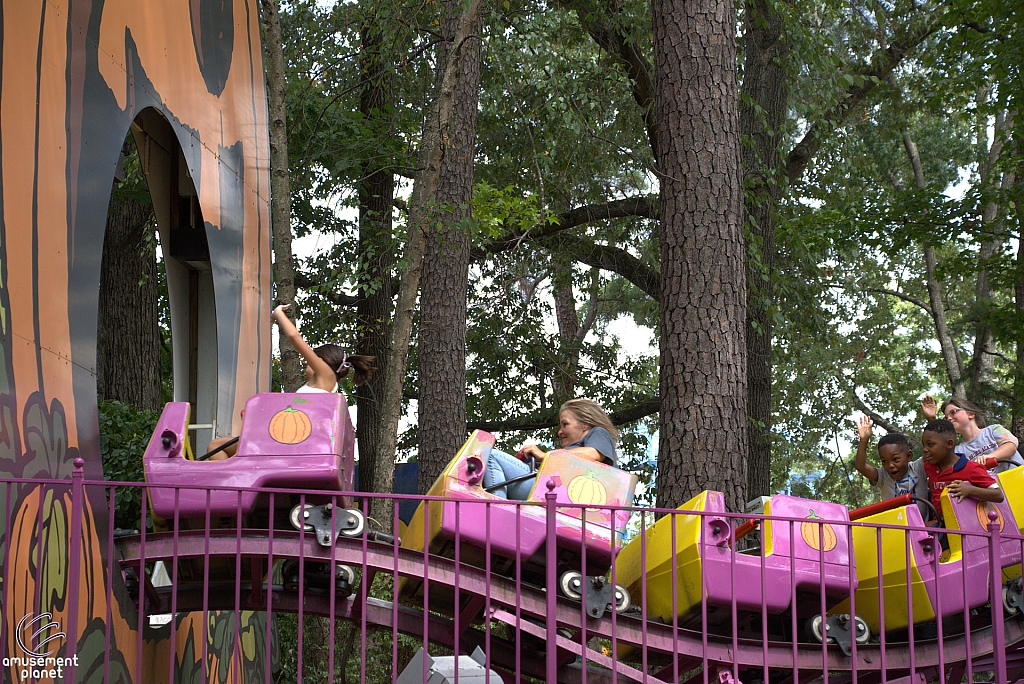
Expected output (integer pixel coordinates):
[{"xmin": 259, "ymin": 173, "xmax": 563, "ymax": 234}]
[{"xmin": 565, "ymin": 426, "xmax": 617, "ymax": 466}]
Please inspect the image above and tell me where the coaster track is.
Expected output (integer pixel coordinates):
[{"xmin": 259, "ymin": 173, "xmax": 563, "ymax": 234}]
[{"xmin": 117, "ymin": 529, "xmax": 1024, "ymax": 683}]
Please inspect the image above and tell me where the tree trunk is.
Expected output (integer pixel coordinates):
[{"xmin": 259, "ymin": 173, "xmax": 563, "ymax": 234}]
[
  {"xmin": 900, "ymin": 130, "xmax": 967, "ymax": 397},
  {"xmin": 740, "ymin": 0, "xmax": 790, "ymax": 499},
  {"xmin": 551, "ymin": 269, "xmax": 600, "ymax": 406},
  {"xmin": 417, "ymin": 2, "xmax": 483, "ymax": 493},
  {"xmin": 264, "ymin": 7, "xmax": 335, "ymax": 669},
  {"xmin": 1015, "ymin": 183, "xmax": 1024, "ymax": 439},
  {"xmin": 653, "ymin": 0, "xmax": 748, "ymax": 511},
  {"xmin": 552, "ymin": 278, "xmax": 581, "ymax": 403},
  {"xmin": 971, "ymin": 236, "xmax": 998, "ymax": 398},
  {"xmin": 970, "ymin": 108, "xmax": 1012, "ymax": 402},
  {"xmin": 374, "ymin": 0, "xmax": 485, "ymax": 522},
  {"xmin": 923, "ymin": 243, "xmax": 966, "ymax": 398},
  {"xmin": 97, "ymin": 196, "xmax": 161, "ymax": 411},
  {"xmin": 262, "ymin": 0, "xmax": 302, "ymax": 391},
  {"xmin": 355, "ymin": 17, "xmax": 398, "ymax": 503}
]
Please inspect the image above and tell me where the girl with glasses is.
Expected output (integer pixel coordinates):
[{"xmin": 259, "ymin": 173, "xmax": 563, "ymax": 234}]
[{"xmin": 921, "ymin": 395, "xmax": 1023, "ymax": 473}]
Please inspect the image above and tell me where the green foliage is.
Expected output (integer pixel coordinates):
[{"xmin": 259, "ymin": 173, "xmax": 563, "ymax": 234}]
[
  {"xmin": 110, "ymin": 136, "xmax": 153, "ymax": 208},
  {"xmin": 767, "ymin": 9, "xmax": 1024, "ymax": 503},
  {"xmin": 98, "ymin": 399, "xmax": 158, "ymax": 530},
  {"xmin": 272, "ymin": 0, "xmax": 1024, "ymax": 510},
  {"xmin": 472, "ymin": 182, "xmax": 548, "ymax": 239}
]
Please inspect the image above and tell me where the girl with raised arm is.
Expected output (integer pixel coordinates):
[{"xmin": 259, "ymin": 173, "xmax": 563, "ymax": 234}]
[
  {"xmin": 206, "ymin": 304, "xmax": 375, "ymax": 459},
  {"xmin": 920, "ymin": 395, "xmax": 1022, "ymax": 474}
]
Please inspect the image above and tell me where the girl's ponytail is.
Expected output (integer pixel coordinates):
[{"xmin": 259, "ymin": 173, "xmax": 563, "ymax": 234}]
[
  {"xmin": 347, "ymin": 355, "xmax": 376, "ymax": 386},
  {"xmin": 313, "ymin": 344, "xmax": 377, "ymax": 386}
]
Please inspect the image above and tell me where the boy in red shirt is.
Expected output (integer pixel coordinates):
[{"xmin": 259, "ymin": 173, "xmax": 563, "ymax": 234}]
[{"xmin": 923, "ymin": 418, "xmax": 1003, "ymax": 513}]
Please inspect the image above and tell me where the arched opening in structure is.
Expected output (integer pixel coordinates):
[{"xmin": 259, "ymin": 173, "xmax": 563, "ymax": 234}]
[
  {"xmin": 134, "ymin": 108, "xmax": 219, "ymax": 452},
  {"xmin": 99, "ymin": 108, "xmax": 220, "ymax": 454}
]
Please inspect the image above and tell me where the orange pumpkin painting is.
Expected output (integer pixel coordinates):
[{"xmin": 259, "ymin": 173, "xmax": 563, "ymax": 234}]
[
  {"xmin": 269, "ymin": 407, "xmax": 312, "ymax": 444},
  {"xmin": 976, "ymin": 501, "xmax": 1005, "ymax": 532},
  {"xmin": 800, "ymin": 509, "xmax": 838, "ymax": 552},
  {"xmin": 567, "ymin": 472, "xmax": 608, "ymax": 507}
]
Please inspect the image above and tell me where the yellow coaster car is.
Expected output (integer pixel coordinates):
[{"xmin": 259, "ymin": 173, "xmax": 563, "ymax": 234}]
[
  {"xmin": 830, "ymin": 476, "xmax": 1022, "ymax": 636},
  {"xmin": 615, "ymin": 491, "xmax": 854, "ymax": 639}
]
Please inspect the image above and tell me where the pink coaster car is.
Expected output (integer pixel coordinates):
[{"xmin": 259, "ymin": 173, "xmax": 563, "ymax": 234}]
[
  {"xmin": 144, "ymin": 392, "xmax": 356, "ymax": 523},
  {"xmin": 400, "ymin": 430, "xmax": 639, "ymax": 619}
]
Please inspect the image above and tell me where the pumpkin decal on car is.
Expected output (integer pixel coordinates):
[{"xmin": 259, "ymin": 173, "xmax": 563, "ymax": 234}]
[
  {"xmin": 567, "ymin": 472, "xmax": 608, "ymax": 507},
  {"xmin": 800, "ymin": 509, "xmax": 837, "ymax": 552},
  {"xmin": 268, "ymin": 406, "xmax": 312, "ymax": 444},
  {"xmin": 976, "ymin": 500, "xmax": 1005, "ymax": 531}
]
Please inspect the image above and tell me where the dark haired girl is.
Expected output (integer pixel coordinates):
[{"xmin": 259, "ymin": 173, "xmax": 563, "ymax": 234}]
[
  {"xmin": 207, "ymin": 304, "xmax": 375, "ymax": 459},
  {"xmin": 274, "ymin": 304, "xmax": 375, "ymax": 391}
]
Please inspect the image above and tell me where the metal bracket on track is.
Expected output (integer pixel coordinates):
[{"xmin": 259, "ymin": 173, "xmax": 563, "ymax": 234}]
[
  {"xmin": 824, "ymin": 614, "xmax": 858, "ymax": 657},
  {"xmin": 294, "ymin": 503, "xmax": 365, "ymax": 547},
  {"xmin": 583, "ymin": 576, "xmax": 617, "ymax": 619}
]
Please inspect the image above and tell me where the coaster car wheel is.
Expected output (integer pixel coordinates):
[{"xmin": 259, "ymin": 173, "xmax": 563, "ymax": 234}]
[
  {"xmin": 614, "ymin": 584, "xmax": 631, "ymax": 613},
  {"xmin": 1004, "ymin": 577, "xmax": 1024, "ymax": 616},
  {"xmin": 290, "ymin": 504, "xmax": 314, "ymax": 532},
  {"xmin": 807, "ymin": 615, "xmax": 833, "ymax": 644},
  {"xmin": 559, "ymin": 571, "xmax": 584, "ymax": 601},
  {"xmin": 337, "ymin": 564, "xmax": 357, "ymax": 587},
  {"xmin": 853, "ymin": 615, "xmax": 871, "ymax": 644},
  {"xmin": 338, "ymin": 509, "xmax": 365, "ymax": 538},
  {"xmin": 282, "ymin": 559, "xmax": 301, "ymax": 591}
]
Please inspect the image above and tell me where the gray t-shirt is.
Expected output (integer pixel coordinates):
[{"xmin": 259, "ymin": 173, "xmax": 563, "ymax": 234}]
[
  {"xmin": 955, "ymin": 424, "xmax": 1023, "ymax": 474},
  {"xmin": 875, "ymin": 458, "xmax": 928, "ymax": 505},
  {"xmin": 565, "ymin": 426, "xmax": 617, "ymax": 466}
]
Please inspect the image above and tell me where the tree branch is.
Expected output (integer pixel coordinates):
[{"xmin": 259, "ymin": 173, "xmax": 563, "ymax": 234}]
[
  {"xmin": 850, "ymin": 391, "xmax": 921, "ymax": 451},
  {"xmin": 294, "ymin": 271, "xmax": 363, "ymax": 307},
  {"xmin": 864, "ymin": 287, "xmax": 932, "ymax": 314},
  {"xmin": 466, "ymin": 397, "xmax": 660, "ymax": 432},
  {"xmin": 901, "ymin": 123, "xmax": 967, "ymax": 397},
  {"xmin": 473, "ymin": 195, "xmax": 658, "ymax": 258},
  {"xmin": 784, "ymin": 10, "xmax": 947, "ymax": 184},
  {"xmin": 552, "ymin": 234, "xmax": 660, "ymax": 300},
  {"xmin": 559, "ymin": 0, "xmax": 658, "ymax": 157},
  {"xmin": 608, "ymin": 398, "xmax": 661, "ymax": 425},
  {"xmin": 576, "ymin": 269, "xmax": 601, "ymax": 343}
]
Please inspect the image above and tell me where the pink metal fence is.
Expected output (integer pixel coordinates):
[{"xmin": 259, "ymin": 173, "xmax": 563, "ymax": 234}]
[{"xmin": 2, "ymin": 461, "xmax": 1023, "ymax": 683}]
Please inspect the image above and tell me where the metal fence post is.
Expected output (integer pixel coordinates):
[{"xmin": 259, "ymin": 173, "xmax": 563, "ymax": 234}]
[
  {"xmin": 546, "ymin": 480, "xmax": 558, "ymax": 683},
  {"xmin": 988, "ymin": 508, "xmax": 1007, "ymax": 683},
  {"xmin": 66, "ymin": 457, "xmax": 85, "ymax": 682}
]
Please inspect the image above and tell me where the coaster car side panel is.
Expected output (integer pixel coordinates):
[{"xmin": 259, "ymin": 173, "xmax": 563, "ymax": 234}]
[
  {"xmin": 830, "ymin": 504, "xmax": 934, "ymax": 633},
  {"xmin": 834, "ymin": 485, "xmax": 1021, "ymax": 634},
  {"xmin": 144, "ymin": 393, "xmax": 355, "ymax": 519},
  {"xmin": 533, "ymin": 451, "xmax": 637, "ymax": 565},
  {"xmin": 399, "ymin": 431, "xmax": 638, "ymax": 609},
  {"xmin": 760, "ymin": 495, "xmax": 854, "ymax": 598},
  {"xmin": 999, "ymin": 464, "xmax": 1024, "ymax": 535},
  {"xmin": 615, "ymin": 492, "xmax": 854, "ymax": 623},
  {"xmin": 998, "ymin": 464, "xmax": 1024, "ymax": 584}
]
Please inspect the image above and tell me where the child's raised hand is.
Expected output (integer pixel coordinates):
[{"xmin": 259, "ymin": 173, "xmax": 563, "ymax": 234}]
[
  {"xmin": 272, "ymin": 303, "xmax": 291, "ymax": 321},
  {"xmin": 856, "ymin": 415, "xmax": 873, "ymax": 443},
  {"xmin": 921, "ymin": 394, "xmax": 938, "ymax": 421}
]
